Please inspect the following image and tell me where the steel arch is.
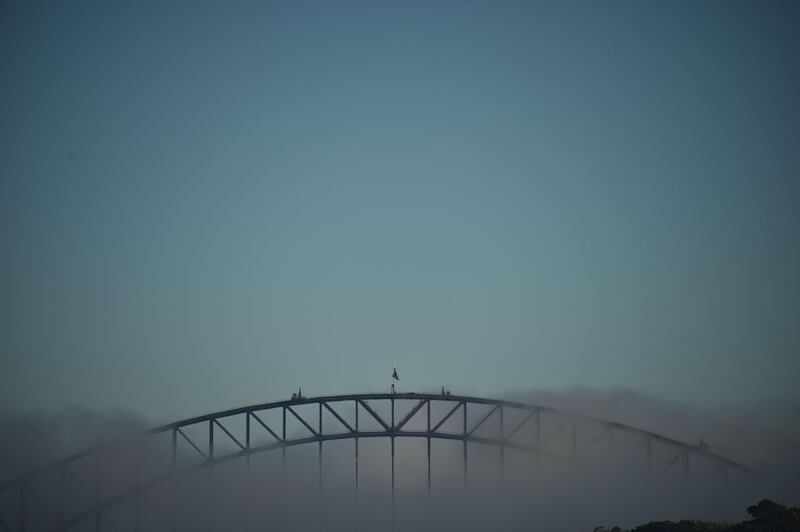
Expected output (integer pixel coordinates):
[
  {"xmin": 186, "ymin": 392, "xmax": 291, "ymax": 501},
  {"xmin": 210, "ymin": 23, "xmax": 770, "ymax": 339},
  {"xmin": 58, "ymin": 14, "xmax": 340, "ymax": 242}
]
[{"xmin": 0, "ymin": 392, "xmax": 749, "ymax": 531}]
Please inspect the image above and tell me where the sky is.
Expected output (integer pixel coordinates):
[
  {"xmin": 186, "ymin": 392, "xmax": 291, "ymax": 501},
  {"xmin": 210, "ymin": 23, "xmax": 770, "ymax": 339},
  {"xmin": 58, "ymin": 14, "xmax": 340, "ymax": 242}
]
[{"xmin": 1, "ymin": 0, "xmax": 799, "ymax": 423}]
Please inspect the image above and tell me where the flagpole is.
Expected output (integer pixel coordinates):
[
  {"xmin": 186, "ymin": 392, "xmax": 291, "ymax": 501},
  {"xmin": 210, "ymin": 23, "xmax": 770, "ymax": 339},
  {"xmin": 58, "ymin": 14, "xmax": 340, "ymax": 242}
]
[{"xmin": 391, "ymin": 356, "xmax": 398, "ymax": 394}]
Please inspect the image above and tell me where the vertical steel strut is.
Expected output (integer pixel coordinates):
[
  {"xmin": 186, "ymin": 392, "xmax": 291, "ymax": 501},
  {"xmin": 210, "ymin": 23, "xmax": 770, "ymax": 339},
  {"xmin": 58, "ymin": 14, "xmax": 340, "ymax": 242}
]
[
  {"xmin": 426, "ymin": 399, "xmax": 431, "ymax": 527},
  {"xmin": 208, "ymin": 419, "xmax": 214, "ymax": 532},
  {"xmin": 245, "ymin": 412, "xmax": 251, "ymax": 532},
  {"xmin": 355, "ymin": 400, "xmax": 359, "ymax": 532},
  {"xmin": 282, "ymin": 407, "xmax": 286, "ymax": 532},
  {"xmin": 132, "ymin": 445, "xmax": 140, "ymax": 532},
  {"xmin": 535, "ymin": 409, "xmax": 541, "ymax": 473},
  {"xmin": 684, "ymin": 447, "xmax": 690, "ymax": 482},
  {"xmin": 572, "ymin": 421, "xmax": 578, "ymax": 457},
  {"xmin": 171, "ymin": 427, "xmax": 177, "ymax": 532},
  {"xmin": 319, "ymin": 403, "xmax": 323, "ymax": 532},
  {"xmin": 18, "ymin": 481, "xmax": 26, "ymax": 532},
  {"xmin": 58, "ymin": 465, "xmax": 66, "ymax": 531},
  {"xmin": 95, "ymin": 450, "xmax": 103, "ymax": 532},
  {"xmin": 500, "ymin": 405, "xmax": 505, "ymax": 483},
  {"xmin": 463, "ymin": 402, "xmax": 468, "ymax": 491},
  {"xmin": 391, "ymin": 397, "xmax": 395, "ymax": 532}
]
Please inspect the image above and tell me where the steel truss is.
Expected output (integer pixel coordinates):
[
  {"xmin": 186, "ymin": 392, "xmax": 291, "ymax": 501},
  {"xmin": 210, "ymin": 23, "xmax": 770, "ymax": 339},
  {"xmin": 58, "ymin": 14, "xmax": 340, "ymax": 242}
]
[{"xmin": 0, "ymin": 392, "xmax": 748, "ymax": 531}]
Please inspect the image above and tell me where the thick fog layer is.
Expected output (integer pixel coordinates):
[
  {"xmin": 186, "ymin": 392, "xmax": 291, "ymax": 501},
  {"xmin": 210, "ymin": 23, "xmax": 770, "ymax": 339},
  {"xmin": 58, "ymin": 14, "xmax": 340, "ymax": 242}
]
[{"xmin": 1, "ymin": 388, "xmax": 798, "ymax": 531}]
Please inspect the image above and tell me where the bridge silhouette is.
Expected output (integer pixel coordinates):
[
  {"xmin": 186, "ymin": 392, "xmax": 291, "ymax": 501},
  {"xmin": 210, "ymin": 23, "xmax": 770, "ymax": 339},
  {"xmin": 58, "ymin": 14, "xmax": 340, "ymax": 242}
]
[{"xmin": 0, "ymin": 392, "xmax": 749, "ymax": 531}]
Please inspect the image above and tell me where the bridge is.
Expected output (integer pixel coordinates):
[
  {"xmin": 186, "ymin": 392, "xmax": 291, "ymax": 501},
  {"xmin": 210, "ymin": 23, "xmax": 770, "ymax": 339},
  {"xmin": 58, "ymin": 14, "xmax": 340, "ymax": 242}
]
[{"xmin": 0, "ymin": 392, "xmax": 749, "ymax": 531}]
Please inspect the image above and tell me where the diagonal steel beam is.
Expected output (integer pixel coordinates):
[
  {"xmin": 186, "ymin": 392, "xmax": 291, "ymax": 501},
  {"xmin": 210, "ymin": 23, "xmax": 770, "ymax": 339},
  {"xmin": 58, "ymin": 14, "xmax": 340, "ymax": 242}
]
[
  {"xmin": 582, "ymin": 425, "xmax": 611, "ymax": 455},
  {"xmin": 432, "ymin": 402, "xmax": 463, "ymax": 433},
  {"xmin": 504, "ymin": 409, "xmax": 537, "ymax": 442},
  {"xmin": 250, "ymin": 412, "xmax": 282, "ymax": 442},
  {"xmin": 323, "ymin": 402, "xmax": 355, "ymax": 433},
  {"xmin": 286, "ymin": 406, "xmax": 319, "ymax": 436},
  {"xmin": 27, "ymin": 481, "xmax": 56, "ymax": 522},
  {"xmin": 394, "ymin": 400, "xmax": 427, "ymax": 432},
  {"xmin": 467, "ymin": 405, "xmax": 499, "ymax": 437},
  {"xmin": 177, "ymin": 428, "xmax": 209, "ymax": 461},
  {"xmin": 141, "ymin": 439, "xmax": 171, "ymax": 472},
  {"xmin": 213, "ymin": 419, "xmax": 245, "ymax": 451},
  {"xmin": 660, "ymin": 447, "xmax": 687, "ymax": 479},
  {"xmin": 542, "ymin": 419, "xmax": 572, "ymax": 450},
  {"xmin": 63, "ymin": 464, "xmax": 92, "ymax": 501},
  {"xmin": 357, "ymin": 400, "xmax": 390, "ymax": 432}
]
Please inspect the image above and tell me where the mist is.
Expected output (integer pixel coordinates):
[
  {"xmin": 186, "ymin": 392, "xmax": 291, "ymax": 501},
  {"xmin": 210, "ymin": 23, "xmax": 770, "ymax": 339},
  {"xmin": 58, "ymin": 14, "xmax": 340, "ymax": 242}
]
[{"xmin": 2, "ymin": 387, "xmax": 798, "ymax": 531}]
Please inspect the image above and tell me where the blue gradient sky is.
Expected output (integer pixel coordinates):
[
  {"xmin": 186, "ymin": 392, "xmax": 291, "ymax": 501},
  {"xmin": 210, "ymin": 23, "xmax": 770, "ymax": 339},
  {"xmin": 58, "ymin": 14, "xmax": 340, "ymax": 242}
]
[{"xmin": 2, "ymin": 1, "xmax": 798, "ymax": 421}]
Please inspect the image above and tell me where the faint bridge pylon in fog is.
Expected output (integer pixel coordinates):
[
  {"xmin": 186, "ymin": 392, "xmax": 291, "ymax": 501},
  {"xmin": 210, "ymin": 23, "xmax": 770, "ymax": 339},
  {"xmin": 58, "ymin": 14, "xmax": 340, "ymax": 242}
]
[{"xmin": 0, "ymin": 392, "xmax": 749, "ymax": 531}]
